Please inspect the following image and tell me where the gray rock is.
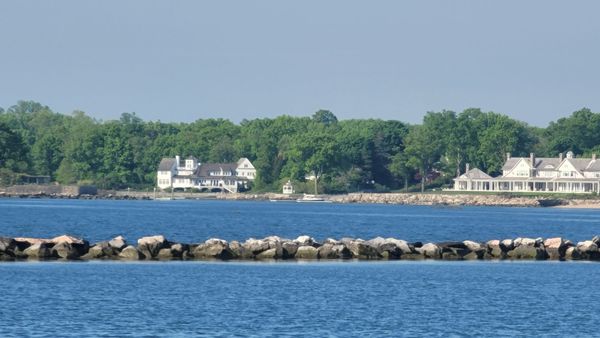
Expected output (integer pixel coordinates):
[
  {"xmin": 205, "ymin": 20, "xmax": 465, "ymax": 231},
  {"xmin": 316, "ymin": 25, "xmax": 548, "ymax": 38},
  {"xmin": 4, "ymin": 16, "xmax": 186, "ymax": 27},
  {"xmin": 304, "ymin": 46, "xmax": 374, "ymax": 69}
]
[
  {"xmin": 255, "ymin": 248, "xmax": 278, "ymax": 259},
  {"xmin": 119, "ymin": 245, "xmax": 143, "ymax": 260},
  {"xmin": 52, "ymin": 242, "xmax": 83, "ymax": 259},
  {"xmin": 342, "ymin": 239, "xmax": 381, "ymax": 259},
  {"xmin": 80, "ymin": 242, "xmax": 115, "ymax": 260},
  {"xmin": 318, "ymin": 244, "xmax": 351, "ymax": 259},
  {"xmin": 282, "ymin": 241, "xmax": 299, "ymax": 258},
  {"xmin": 507, "ymin": 245, "xmax": 546, "ymax": 260},
  {"xmin": 108, "ymin": 236, "xmax": 127, "ymax": 250},
  {"xmin": 564, "ymin": 246, "xmax": 581, "ymax": 260},
  {"xmin": 385, "ymin": 238, "xmax": 412, "ymax": 254},
  {"xmin": 193, "ymin": 240, "xmax": 235, "ymax": 260},
  {"xmin": 157, "ymin": 248, "xmax": 176, "ymax": 260},
  {"xmin": 514, "ymin": 237, "xmax": 536, "ymax": 247},
  {"xmin": 242, "ymin": 238, "xmax": 270, "ymax": 255},
  {"xmin": 230, "ymin": 240, "xmax": 253, "ymax": 259},
  {"xmin": 576, "ymin": 240, "xmax": 598, "ymax": 253},
  {"xmin": 0, "ymin": 237, "xmax": 17, "ymax": 253},
  {"xmin": 137, "ymin": 235, "xmax": 168, "ymax": 258},
  {"xmin": 295, "ymin": 245, "xmax": 318, "ymax": 259},
  {"xmin": 417, "ymin": 243, "xmax": 441, "ymax": 259},
  {"xmin": 295, "ymin": 235, "xmax": 316, "ymax": 247},
  {"xmin": 23, "ymin": 243, "xmax": 54, "ymax": 259},
  {"xmin": 544, "ymin": 237, "xmax": 566, "ymax": 260}
]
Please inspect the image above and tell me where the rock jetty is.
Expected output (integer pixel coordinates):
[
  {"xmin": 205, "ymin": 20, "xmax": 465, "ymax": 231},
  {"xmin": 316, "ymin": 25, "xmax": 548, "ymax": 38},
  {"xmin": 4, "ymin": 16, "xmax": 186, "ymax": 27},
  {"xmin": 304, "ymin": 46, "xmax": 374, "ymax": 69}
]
[{"xmin": 2, "ymin": 234, "xmax": 600, "ymax": 262}]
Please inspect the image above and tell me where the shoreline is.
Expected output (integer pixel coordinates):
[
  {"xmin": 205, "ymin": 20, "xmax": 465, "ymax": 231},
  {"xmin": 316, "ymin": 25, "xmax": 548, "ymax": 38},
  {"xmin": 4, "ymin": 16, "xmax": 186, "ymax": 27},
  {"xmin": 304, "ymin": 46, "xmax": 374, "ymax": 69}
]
[{"xmin": 2, "ymin": 188, "xmax": 600, "ymax": 208}]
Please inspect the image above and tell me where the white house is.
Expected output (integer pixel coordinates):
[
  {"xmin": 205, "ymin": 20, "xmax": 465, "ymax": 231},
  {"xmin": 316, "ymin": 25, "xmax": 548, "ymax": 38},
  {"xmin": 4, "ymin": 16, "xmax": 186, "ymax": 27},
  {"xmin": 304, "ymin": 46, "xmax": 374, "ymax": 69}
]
[
  {"xmin": 454, "ymin": 152, "xmax": 600, "ymax": 194},
  {"xmin": 157, "ymin": 155, "xmax": 256, "ymax": 192}
]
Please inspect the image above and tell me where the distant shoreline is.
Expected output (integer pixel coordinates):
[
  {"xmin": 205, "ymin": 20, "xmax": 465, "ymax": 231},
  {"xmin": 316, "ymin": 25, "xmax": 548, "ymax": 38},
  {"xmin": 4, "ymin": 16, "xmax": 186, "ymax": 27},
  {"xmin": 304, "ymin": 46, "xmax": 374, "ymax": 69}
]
[{"xmin": 2, "ymin": 188, "xmax": 600, "ymax": 208}]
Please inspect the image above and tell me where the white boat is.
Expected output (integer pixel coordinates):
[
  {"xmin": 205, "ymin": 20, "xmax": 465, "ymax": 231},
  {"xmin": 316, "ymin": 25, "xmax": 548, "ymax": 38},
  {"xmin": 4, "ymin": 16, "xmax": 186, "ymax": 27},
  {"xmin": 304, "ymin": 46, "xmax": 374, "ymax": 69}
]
[{"xmin": 296, "ymin": 194, "xmax": 332, "ymax": 203}]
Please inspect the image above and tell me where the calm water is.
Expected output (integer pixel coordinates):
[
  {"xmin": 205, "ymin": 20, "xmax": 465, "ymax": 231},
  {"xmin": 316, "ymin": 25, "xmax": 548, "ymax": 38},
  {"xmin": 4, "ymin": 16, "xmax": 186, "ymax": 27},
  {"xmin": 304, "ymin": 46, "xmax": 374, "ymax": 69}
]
[
  {"xmin": 1, "ymin": 199, "xmax": 600, "ymax": 336},
  {"xmin": 1, "ymin": 199, "xmax": 600, "ymax": 242}
]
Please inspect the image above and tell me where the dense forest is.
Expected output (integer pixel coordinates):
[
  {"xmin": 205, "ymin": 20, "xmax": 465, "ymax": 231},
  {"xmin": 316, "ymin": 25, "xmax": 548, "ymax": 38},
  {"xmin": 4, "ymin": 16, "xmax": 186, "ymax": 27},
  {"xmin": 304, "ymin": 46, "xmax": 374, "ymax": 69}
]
[{"xmin": 1, "ymin": 101, "xmax": 599, "ymax": 193}]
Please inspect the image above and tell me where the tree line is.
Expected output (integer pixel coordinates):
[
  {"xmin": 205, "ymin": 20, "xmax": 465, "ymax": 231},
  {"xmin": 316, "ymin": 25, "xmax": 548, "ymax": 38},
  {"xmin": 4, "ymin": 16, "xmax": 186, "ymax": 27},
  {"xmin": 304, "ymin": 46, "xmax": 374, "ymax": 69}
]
[{"xmin": 0, "ymin": 100, "xmax": 598, "ymax": 192}]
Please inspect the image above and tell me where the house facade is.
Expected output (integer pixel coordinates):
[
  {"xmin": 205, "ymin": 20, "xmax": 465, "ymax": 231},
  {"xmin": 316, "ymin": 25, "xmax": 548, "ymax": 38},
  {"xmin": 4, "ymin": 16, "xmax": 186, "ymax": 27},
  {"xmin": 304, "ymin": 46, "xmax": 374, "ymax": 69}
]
[
  {"xmin": 454, "ymin": 152, "xmax": 600, "ymax": 194},
  {"xmin": 157, "ymin": 155, "xmax": 256, "ymax": 193}
]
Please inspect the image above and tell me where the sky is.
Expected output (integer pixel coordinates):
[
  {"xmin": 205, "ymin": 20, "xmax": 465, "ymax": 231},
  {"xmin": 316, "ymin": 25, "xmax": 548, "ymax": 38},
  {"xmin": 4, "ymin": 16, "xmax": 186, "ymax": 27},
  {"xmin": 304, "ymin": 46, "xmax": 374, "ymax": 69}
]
[{"xmin": 0, "ymin": 1, "xmax": 598, "ymax": 126}]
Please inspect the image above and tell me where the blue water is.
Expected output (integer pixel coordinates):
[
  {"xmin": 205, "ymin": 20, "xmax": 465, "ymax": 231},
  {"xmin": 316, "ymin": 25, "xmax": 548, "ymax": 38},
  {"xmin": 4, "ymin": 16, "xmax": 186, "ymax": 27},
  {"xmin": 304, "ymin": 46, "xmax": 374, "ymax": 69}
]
[
  {"xmin": 1, "ymin": 199, "xmax": 600, "ymax": 243},
  {"xmin": 2, "ymin": 199, "xmax": 600, "ymax": 336}
]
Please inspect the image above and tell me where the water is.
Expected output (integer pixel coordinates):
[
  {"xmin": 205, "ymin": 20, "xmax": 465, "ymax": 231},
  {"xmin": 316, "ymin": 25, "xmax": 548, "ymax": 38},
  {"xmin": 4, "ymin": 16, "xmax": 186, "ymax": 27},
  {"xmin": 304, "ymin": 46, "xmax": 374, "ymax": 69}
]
[
  {"xmin": 2, "ymin": 199, "xmax": 600, "ymax": 336},
  {"xmin": 1, "ymin": 199, "xmax": 600, "ymax": 243}
]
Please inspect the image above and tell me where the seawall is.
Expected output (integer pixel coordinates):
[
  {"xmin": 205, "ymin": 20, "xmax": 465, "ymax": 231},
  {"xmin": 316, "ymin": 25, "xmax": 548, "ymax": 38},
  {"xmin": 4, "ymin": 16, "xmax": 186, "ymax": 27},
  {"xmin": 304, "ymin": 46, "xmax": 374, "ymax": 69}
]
[{"xmin": 1, "ymin": 234, "xmax": 599, "ymax": 262}]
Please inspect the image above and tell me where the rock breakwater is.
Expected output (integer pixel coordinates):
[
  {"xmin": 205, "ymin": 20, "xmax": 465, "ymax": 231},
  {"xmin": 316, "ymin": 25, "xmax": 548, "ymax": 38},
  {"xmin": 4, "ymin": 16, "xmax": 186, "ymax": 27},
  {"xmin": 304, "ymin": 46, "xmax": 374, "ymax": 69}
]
[{"xmin": 2, "ymin": 234, "xmax": 600, "ymax": 262}]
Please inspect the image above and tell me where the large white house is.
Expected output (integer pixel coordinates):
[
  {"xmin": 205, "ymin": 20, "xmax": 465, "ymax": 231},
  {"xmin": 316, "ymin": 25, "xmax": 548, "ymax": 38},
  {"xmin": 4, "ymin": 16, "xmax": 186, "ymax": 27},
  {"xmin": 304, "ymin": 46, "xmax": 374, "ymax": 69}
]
[
  {"xmin": 454, "ymin": 152, "xmax": 600, "ymax": 194},
  {"xmin": 157, "ymin": 155, "xmax": 256, "ymax": 193}
]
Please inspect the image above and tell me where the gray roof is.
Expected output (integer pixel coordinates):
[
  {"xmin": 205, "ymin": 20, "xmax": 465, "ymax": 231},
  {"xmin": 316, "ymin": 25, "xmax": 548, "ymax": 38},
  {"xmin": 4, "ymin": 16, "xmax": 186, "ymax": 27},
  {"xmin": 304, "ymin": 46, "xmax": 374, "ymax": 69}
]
[
  {"xmin": 460, "ymin": 168, "xmax": 492, "ymax": 180},
  {"xmin": 565, "ymin": 158, "xmax": 591, "ymax": 172},
  {"xmin": 586, "ymin": 160, "xmax": 600, "ymax": 171},
  {"xmin": 158, "ymin": 158, "xmax": 176, "ymax": 171},
  {"xmin": 502, "ymin": 156, "xmax": 600, "ymax": 173},
  {"xmin": 196, "ymin": 163, "xmax": 238, "ymax": 177},
  {"xmin": 534, "ymin": 158, "xmax": 561, "ymax": 170},
  {"xmin": 502, "ymin": 158, "xmax": 520, "ymax": 171}
]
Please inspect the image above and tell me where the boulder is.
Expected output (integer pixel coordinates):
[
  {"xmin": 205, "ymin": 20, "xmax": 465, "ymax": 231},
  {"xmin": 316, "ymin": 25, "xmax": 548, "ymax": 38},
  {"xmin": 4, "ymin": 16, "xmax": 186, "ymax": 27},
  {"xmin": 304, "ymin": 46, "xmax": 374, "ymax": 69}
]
[
  {"xmin": 282, "ymin": 241, "xmax": 299, "ymax": 258},
  {"xmin": 80, "ymin": 242, "xmax": 115, "ymax": 260},
  {"xmin": 592, "ymin": 235, "xmax": 600, "ymax": 246},
  {"xmin": 544, "ymin": 237, "xmax": 566, "ymax": 260},
  {"xmin": 323, "ymin": 238, "xmax": 341, "ymax": 245},
  {"xmin": 255, "ymin": 248, "xmax": 278, "ymax": 259},
  {"xmin": 0, "ymin": 237, "xmax": 16, "ymax": 253},
  {"xmin": 192, "ymin": 240, "xmax": 235, "ymax": 260},
  {"xmin": 23, "ymin": 243, "xmax": 54, "ymax": 259},
  {"xmin": 317, "ymin": 244, "xmax": 352, "ymax": 259},
  {"xmin": 230, "ymin": 240, "xmax": 253, "ymax": 259},
  {"xmin": 119, "ymin": 245, "xmax": 143, "ymax": 260},
  {"xmin": 385, "ymin": 238, "xmax": 412, "ymax": 254},
  {"xmin": 486, "ymin": 240, "xmax": 504, "ymax": 258},
  {"xmin": 417, "ymin": 243, "xmax": 441, "ymax": 259},
  {"xmin": 576, "ymin": 240, "xmax": 598, "ymax": 253},
  {"xmin": 52, "ymin": 242, "xmax": 82, "ymax": 259},
  {"xmin": 108, "ymin": 236, "xmax": 127, "ymax": 250},
  {"xmin": 137, "ymin": 235, "xmax": 168, "ymax": 258},
  {"xmin": 14, "ymin": 237, "xmax": 50, "ymax": 245},
  {"xmin": 342, "ymin": 239, "xmax": 380, "ymax": 259},
  {"xmin": 564, "ymin": 247, "xmax": 581, "ymax": 260},
  {"xmin": 295, "ymin": 245, "xmax": 318, "ymax": 259},
  {"xmin": 169, "ymin": 243, "xmax": 187, "ymax": 258},
  {"xmin": 295, "ymin": 235, "xmax": 316, "ymax": 247},
  {"xmin": 156, "ymin": 248, "xmax": 176, "ymax": 260},
  {"xmin": 507, "ymin": 245, "xmax": 546, "ymax": 260},
  {"xmin": 501, "ymin": 239, "xmax": 514, "ymax": 251},
  {"xmin": 242, "ymin": 238, "xmax": 270, "ymax": 255},
  {"xmin": 576, "ymin": 240, "xmax": 600, "ymax": 260},
  {"xmin": 51, "ymin": 235, "xmax": 86, "ymax": 245},
  {"xmin": 514, "ymin": 237, "xmax": 537, "ymax": 247}
]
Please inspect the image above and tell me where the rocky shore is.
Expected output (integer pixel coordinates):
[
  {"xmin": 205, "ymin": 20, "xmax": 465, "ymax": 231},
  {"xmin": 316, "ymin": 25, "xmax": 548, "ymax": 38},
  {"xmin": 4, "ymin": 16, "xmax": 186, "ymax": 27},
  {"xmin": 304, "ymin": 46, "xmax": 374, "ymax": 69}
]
[{"xmin": 2, "ymin": 234, "xmax": 600, "ymax": 262}]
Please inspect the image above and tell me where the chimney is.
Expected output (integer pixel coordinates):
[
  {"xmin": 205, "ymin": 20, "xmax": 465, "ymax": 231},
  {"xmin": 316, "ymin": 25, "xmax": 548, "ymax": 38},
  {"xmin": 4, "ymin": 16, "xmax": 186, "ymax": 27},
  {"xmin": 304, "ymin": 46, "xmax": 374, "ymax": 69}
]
[
  {"xmin": 506, "ymin": 152, "xmax": 511, "ymax": 161},
  {"xmin": 466, "ymin": 163, "xmax": 470, "ymax": 172},
  {"xmin": 530, "ymin": 153, "xmax": 535, "ymax": 166},
  {"xmin": 559, "ymin": 152, "xmax": 563, "ymax": 161},
  {"xmin": 175, "ymin": 155, "xmax": 181, "ymax": 167}
]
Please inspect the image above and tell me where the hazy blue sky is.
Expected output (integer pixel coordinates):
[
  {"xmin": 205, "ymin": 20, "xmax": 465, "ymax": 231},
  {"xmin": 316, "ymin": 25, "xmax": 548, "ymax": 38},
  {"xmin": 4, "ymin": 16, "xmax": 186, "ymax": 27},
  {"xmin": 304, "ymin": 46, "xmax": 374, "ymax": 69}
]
[{"xmin": 0, "ymin": 1, "xmax": 598, "ymax": 126}]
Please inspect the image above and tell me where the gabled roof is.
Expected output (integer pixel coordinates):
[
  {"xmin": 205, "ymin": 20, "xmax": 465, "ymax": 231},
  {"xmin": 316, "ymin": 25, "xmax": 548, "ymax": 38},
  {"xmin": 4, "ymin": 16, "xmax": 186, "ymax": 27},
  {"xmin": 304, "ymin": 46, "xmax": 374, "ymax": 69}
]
[
  {"xmin": 586, "ymin": 160, "xmax": 600, "ymax": 171},
  {"xmin": 502, "ymin": 158, "xmax": 520, "ymax": 171},
  {"xmin": 196, "ymin": 163, "xmax": 238, "ymax": 177},
  {"xmin": 533, "ymin": 158, "xmax": 561, "ymax": 170},
  {"xmin": 158, "ymin": 158, "xmax": 176, "ymax": 171},
  {"xmin": 565, "ymin": 158, "xmax": 591, "ymax": 172},
  {"xmin": 459, "ymin": 168, "xmax": 492, "ymax": 180}
]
